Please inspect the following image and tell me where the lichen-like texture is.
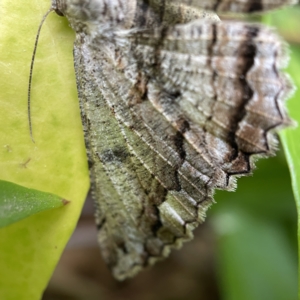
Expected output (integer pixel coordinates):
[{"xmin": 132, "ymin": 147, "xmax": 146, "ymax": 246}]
[{"xmin": 53, "ymin": 0, "xmax": 295, "ymax": 280}]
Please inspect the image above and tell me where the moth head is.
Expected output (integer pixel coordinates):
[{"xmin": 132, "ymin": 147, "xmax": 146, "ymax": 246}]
[
  {"xmin": 51, "ymin": 0, "xmax": 136, "ymax": 29},
  {"xmin": 51, "ymin": 0, "xmax": 65, "ymax": 16}
]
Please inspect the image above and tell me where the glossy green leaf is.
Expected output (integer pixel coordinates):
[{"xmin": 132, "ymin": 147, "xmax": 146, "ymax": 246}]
[
  {"xmin": 280, "ymin": 43, "xmax": 300, "ymax": 300},
  {"xmin": 263, "ymin": 6, "xmax": 300, "ymax": 298},
  {"xmin": 0, "ymin": 180, "xmax": 69, "ymax": 228},
  {"xmin": 0, "ymin": 0, "xmax": 89, "ymax": 299}
]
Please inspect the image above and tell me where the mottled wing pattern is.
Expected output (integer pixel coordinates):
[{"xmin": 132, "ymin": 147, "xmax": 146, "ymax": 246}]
[
  {"xmin": 74, "ymin": 24, "xmax": 215, "ymax": 280},
  {"xmin": 56, "ymin": 0, "xmax": 294, "ymax": 280},
  {"xmin": 130, "ymin": 19, "xmax": 292, "ymax": 171},
  {"xmin": 162, "ymin": 0, "xmax": 297, "ymax": 12}
]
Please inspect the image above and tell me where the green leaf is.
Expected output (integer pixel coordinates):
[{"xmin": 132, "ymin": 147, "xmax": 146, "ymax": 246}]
[
  {"xmin": 0, "ymin": 180, "xmax": 69, "ymax": 228},
  {"xmin": 263, "ymin": 5, "xmax": 300, "ymax": 298},
  {"xmin": 0, "ymin": 0, "xmax": 89, "ymax": 299},
  {"xmin": 280, "ymin": 45, "xmax": 300, "ymax": 298}
]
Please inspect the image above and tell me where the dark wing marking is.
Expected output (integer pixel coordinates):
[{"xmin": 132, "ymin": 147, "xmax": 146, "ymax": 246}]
[
  {"xmin": 147, "ymin": 0, "xmax": 297, "ymax": 13},
  {"xmin": 128, "ymin": 19, "xmax": 292, "ymax": 182}
]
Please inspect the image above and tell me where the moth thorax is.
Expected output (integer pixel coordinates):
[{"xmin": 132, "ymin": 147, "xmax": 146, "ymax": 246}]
[{"xmin": 54, "ymin": 0, "xmax": 137, "ymax": 29}]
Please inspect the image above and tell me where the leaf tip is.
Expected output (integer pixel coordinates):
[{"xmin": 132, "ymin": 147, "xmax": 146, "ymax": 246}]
[{"xmin": 62, "ymin": 199, "xmax": 70, "ymax": 206}]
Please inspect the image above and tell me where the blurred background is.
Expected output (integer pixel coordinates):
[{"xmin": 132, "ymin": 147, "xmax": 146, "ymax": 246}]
[{"xmin": 43, "ymin": 5, "xmax": 299, "ymax": 300}]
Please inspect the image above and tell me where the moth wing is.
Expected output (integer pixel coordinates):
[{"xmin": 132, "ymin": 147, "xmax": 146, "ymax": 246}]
[
  {"xmin": 127, "ymin": 18, "xmax": 292, "ymax": 181},
  {"xmin": 147, "ymin": 0, "xmax": 297, "ymax": 13},
  {"xmin": 73, "ymin": 29, "xmax": 215, "ymax": 280},
  {"xmin": 73, "ymin": 15, "xmax": 292, "ymax": 280}
]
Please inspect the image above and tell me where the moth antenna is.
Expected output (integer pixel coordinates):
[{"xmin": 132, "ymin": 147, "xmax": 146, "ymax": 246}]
[{"xmin": 28, "ymin": 7, "xmax": 54, "ymax": 143}]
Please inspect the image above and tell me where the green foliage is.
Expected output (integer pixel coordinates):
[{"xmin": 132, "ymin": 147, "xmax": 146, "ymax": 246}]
[
  {"xmin": 281, "ymin": 44, "xmax": 300, "ymax": 300},
  {"xmin": 0, "ymin": 180, "xmax": 68, "ymax": 228}
]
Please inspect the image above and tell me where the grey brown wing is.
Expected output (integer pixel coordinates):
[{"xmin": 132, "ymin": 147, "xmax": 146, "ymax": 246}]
[
  {"xmin": 73, "ymin": 16, "xmax": 292, "ymax": 281},
  {"xmin": 73, "ymin": 30, "xmax": 215, "ymax": 280},
  {"xmin": 145, "ymin": 0, "xmax": 297, "ymax": 13},
  {"xmin": 124, "ymin": 18, "xmax": 292, "ymax": 189}
]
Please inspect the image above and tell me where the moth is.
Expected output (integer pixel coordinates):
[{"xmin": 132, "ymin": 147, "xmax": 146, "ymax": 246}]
[{"xmin": 41, "ymin": 0, "xmax": 295, "ymax": 280}]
